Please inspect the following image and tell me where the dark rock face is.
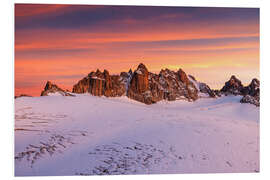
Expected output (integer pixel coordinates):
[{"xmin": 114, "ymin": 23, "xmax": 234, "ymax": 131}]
[
  {"xmin": 72, "ymin": 77, "xmax": 90, "ymax": 93},
  {"xmin": 73, "ymin": 69, "xmax": 126, "ymax": 97},
  {"xmin": 129, "ymin": 63, "xmax": 149, "ymax": 94},
  {"xmin": 199, "ymin": 83, "xmax": 216, "ymax": 97},
  {"xmin": 72, "ymin": 63, "xmax": 200, "ymax": 104},
  {"xmin": 220, "ymin": 75, "xmax": 244, "ymax": 95},
  {"xmin": 177, "ymin": 69, "xmax": 198, "ymax": 101},
  {"xmin": 240, "ymin": 78, "xmax": 260, "ymax": 106},
  {"xmin": 89, "ymin": 69, "xmax": 106, "ymax": 96},
  {"xmin": 41, "ymin": 81, "xmax": 74, "ymax": 96},
  {"xmin": 158, "ymin": 69, "xmax": 196, "ymax": 101},
  {"xmin": 120, "ymin": 70, "xmax": 133, "ymax": 94},
  {"xmin": 220, "ymin": 76, "xmax": 260, "ymax": 106},
  {"xmin": 127, "ymin": 64, "xmax": 198, "ymax": 104},
  {"xmin": 213, "ymin": 90, "xmax": 222, "ymax": 97},
  {"xmin": 240, "ymin": 94, "xmax": 260, "ymax": 107},
  {"xmin": 65, "ymin": 63, "xmax": 259, "ymax": 106},
  {"xmin": 242, "ymin": 78, "xmax": 260, "ymax": 96},
  {"xmin": 127, "ymin": 63, "xmax": 152, "ymax": 104}
]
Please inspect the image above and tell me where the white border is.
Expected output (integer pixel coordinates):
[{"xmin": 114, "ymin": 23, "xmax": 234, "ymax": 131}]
[{"xmin": 1, "ymin": 0, "xmax": 270, "ymax": 180}]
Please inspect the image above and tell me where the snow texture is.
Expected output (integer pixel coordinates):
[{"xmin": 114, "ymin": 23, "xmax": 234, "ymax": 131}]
[{"xmin": 15, "ymin": 94, "xmax": 259, "ymax": 176}]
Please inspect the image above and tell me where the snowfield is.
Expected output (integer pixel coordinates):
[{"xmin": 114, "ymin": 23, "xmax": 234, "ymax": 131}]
[{"xmin": 14, "ymin": 94, "xmax": 259, "ymax": 176}]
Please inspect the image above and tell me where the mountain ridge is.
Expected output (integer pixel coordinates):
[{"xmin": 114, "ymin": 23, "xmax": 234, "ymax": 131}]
[{"xmin": 38, "ymin": 63, "xmax": 260, "ymax": 106}]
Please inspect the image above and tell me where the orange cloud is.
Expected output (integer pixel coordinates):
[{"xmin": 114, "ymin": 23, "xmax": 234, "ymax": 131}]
[{"xmin": 14, "ymin": 5, "xmax": 259, "ymax": 96}]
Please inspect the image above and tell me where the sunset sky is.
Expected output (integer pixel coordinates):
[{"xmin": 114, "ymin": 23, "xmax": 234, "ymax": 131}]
[{"xmin": 15, "ymin": 4, "xmax": 259, "ymax": 96}]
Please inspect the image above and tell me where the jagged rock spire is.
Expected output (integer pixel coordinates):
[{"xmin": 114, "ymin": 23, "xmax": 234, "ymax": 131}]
[{"xmin": 69, "ymin": 63, "xmax": 259, "ymax": 106}]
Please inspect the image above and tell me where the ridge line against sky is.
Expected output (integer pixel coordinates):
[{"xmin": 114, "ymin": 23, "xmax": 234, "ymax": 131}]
[{"xmin": 15, "ymin": 4, "xmax": 259, "ymax": 96}]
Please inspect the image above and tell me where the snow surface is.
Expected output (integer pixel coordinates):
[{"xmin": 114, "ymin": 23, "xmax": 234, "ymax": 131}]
[
  {"xmin": 47, "ymin": 92, "xmax": 62, "ymax": 96},
  {"xmin": 15, "ymin": 94, "xmax": 259, "ymax": 176}
]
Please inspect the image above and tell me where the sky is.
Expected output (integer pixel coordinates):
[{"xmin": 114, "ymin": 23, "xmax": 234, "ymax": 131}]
[{"xmin": 15, "ymin": 4, "xmax": 259, "ymax": 96}]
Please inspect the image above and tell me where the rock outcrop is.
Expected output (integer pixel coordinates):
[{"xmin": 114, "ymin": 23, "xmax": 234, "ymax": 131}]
[
  {"xmin": 127, "ymin": 64, "xmax": 153, "ymax": 104},
  {"xmin": 242, "ymin": 78, "xmax": 260, "ymax": 96},
  {"xmin": 127, "ymin": 64, "xmax": 198, "ymax": 104},
  {"xmin": 72, "ymin": 77, "xmax": 91, "ymax": 94},
  {"xmin": 213, "ymin": 90, "xmax": 222, "ymax": 97},
  {"xmin": 240, "ymin": 78, "xmax": 260, "ymax": 106},
  {"xmin": 42, "ymin": 63, "xmax": 259, "ymax": 106},
  {"xmin": 120, "ymin": 69, "xmax": 133, "ymax": 93},
  {"xmin": 240, "ymin": 94, "xmax": 260, "ymax": 107},
  {"xmin": 220, "ymin": 75, "xmax": 244, "ymax": 95},
  {"xmin": 199, "ymin": 83, "xmax": 216, "ymax": 97},
  {"xmin": 73, "ymin": 69, "xmax": 126, "ymax": 97},
  {"xmin": 72, "ymin": 63, "xmax": 199, "ymax": 104},
  {"xmin": 220, "ymin": 76, "xmax": 260, "ymax": 106},
  {"xmin": 41, "ymin": 81, "xmax": 74, "ymax": 96}
]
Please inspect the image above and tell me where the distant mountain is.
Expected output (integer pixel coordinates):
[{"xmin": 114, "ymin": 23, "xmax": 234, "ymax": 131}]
[
  {"xmin": 72, "ymin": 68, "xmax": 128, "ymax": 97},
  {"xmin": 72, "ymin": 63, "xmax": 201, "ymax": 104},
  {"xmin": 15, "ymin": 94, "xmax": 32, "ymax": 99},
  {"xmin": 219, "ymin": 75, "xmax": 260, "ymax": 106},
  {"xmin": 220, "ymin": 75, "xmax": 244, "ymax": 95},
  {"xmin": 39, "ymin": 63, "xmax": 260, "ymax": 106},
  {"xmin": 40, "ymin": 81, "xmax": 74, "ymax": 97},
  {"xmin": 240, "ymin": 78, "xmax": 260, "ymax": 107}
]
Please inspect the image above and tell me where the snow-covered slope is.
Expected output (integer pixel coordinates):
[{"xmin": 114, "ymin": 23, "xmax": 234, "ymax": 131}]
[{"xmin": 15, "ymin": 94, "xmax": 259, "ymax": 176}]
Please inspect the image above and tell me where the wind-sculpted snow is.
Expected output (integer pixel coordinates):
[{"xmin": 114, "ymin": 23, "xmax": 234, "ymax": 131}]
[
  {"xmin": 15, "ymin": 134, "xmax": 75, "ymax": 167},
  {"xmin": 77, "ymin": 141, "xmax": 182, "ymax": 175},
  {"xmin": 15, "ymin": 94, "xmax": 259, "ymax": 176}
]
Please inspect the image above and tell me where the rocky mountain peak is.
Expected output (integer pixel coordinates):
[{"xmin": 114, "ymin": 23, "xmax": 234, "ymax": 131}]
[
  {"xmin": 135, "ymin": 63, "xmax": 148, "ymax": 75},
  {"xmin": 67, "ymin": 63, "xmax": 260, "ymax": 106},
  {"xmin": 104, "ymin": 69, "xmax": 109, "ymax": 75},
  {"xmin": 228, "ymin": 75, "xmax": 242, "ymax": 87},
  {"xmin": 44, "ymin": 81, "xmax": 53, "ymax": 91},
  {"xmin": 128, "ymin": 69, "xmax": 133, "ymax": 75},
  {"xmin": 41, "ymin": 81, "xmax": 74, "ymax": 96},
  {"xmin": 159, "ymin": 68, "xmax": 175, "ymax": 78},
  {"xmin": 128, "ymin": 64, "xmax": 150, "ymax": 100},
  {"xmin": 218, "ymin": 76, "xmax": 260, "ymax": 106},
  {"xmin": 43, "ymin": 81, "xmax": 60, "ymax": 91},
  {"xmin": 73, "ymin": 69, "xmax": 126, "ymax": 97},
  {"xmin": 240, "ymin": 78, "xmax": 260, "ymax": 106},
  {"xmin": 137, "ymin": 63, "xmax": 147, "ymax": 70},
  {"xmin": 220, "ymin": 75, "xmax": 243, "ymax": 95},
  {"xmin": 96, "ymin": 69, "xmax": 102, "ymax": 74},
  {"xmin": 250, "ymin": 78, "xmax": 260, "ymax": 88}
]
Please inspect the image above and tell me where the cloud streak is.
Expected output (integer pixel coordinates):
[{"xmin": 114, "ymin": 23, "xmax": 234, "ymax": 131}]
[{"xmin": 15, "ymin": 4, "xmax": 259, "ymax": 96}]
